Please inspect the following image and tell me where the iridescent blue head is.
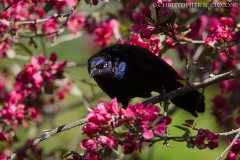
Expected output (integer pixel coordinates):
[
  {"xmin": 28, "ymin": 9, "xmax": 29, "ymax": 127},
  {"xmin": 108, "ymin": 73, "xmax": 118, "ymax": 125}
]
[{"xmin": 88, "ymin": 52, "xmax": 114, "ymax": 80}]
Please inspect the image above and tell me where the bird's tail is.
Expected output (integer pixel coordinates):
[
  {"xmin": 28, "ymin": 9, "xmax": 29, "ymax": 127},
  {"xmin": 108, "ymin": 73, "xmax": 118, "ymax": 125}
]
[{"xmin": 165, "ymin": 80, "xmax": 205, "ymax": 117}]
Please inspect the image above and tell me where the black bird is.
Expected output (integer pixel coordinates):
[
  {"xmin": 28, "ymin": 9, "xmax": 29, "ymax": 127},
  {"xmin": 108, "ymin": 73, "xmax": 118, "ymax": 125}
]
[{"xmin": 88, "ymin": 44, "xmax": 205, "ymax": 117}]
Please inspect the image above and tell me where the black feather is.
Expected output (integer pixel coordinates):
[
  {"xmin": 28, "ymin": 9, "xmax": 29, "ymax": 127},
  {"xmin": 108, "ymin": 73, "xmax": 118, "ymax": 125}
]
[{"xmin": 88, "ymin": 44, "xmax": 205, "ymax": 117}]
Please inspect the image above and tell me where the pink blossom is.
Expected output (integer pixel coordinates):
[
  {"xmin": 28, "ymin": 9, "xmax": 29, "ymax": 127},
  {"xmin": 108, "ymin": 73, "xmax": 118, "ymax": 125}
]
[
  {"xmin": 131, "ymin": 13, "xmax": 153, "ymax": 39},
  {"xmin": 80, "ymin": 139, "xmax": 97, "ymax": 151},
  {"xmin": 1, "ymin": 11, "xmax": 10, "ymax": 20},
  {"xmin": 32, "ymin": 71, "xmax": 43, "ymax": 85},
  {"xmin": 165, "ymin": 37, "xmax": 175, "ymax": 48},
  {"xmin": 98, "ymin": 135, "xmax": 116, "ymax": 148},
  {"xmin": 0, "ymin": 19, "xmax": 10, "ymax": 27},
  {"xmin": 141, "ymin": 125, "xmax": 154, "ymax": 139},
  {"xmin": 57, "ymin": 91, "xmax": 65, "ymax": 100},
  {"xmin": 0, "ymin": 156, "xmax": 7, "ymax": 160},
  {"xmin": 67, "ymin": 13, "xmax": 85, "ymax": 34},
  {"xmin": 28, "ymin": 108, "xmax": 39, "ymax": 119},
  {"xmin": 64, "ymin": 0, "xmax": 77, "ymax": 6},
  {"xmin": 92, "ymin": 0, "xmax": 98, "ymax": 5},
  {"xmin": 82, "ymin": 122, "xmax": 99, "ymax": 138},
  {"xmin": 50, "ymin": 53, "xmax": 57, "ymax": 62},
  {"xmin": 155, "ymin": 123, "xmax": 167, "ymax": 135},
  {"xmin": 219, "ymin": 17, "xmax": 235, "ymax": 28},
  {"xmin": 42, "ymin": 18, "xmax": 59, "ymax": 39},
  {"xmin": 225, "ymin": 140, "xmax": 240, "ymax": 160},
  {"xmin": 119, "ymin": 34, "xmax": 161, "ymax": 55},
  {"xmin": 0, "ymin": 131, "xmax": 8, "ymax": 141},
  {"xmin": 94, "ymin": 19, "xmax": 118, "ymax": 46},
  {"xmin": 140, "ymin": 7, "xmax": 151, "ymax": 17},
  {"xmin": 108, "ymin": 98, "xmax": 119, "ymax": 114}
]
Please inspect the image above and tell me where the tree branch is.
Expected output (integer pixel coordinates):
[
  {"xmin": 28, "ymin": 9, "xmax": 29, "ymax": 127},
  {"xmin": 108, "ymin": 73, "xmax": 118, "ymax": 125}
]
[
  {"xmin": 143, "ymin": 70, "xmax": 240, "ymax": 106},
  {"xmin": 7, "ymin": 118, "xmax": 88, "ymax": 160}
]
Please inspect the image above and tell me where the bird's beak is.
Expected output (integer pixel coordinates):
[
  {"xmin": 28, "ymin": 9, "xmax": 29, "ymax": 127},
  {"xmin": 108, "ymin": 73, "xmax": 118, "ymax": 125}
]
[{"xmin": 88, "ymin": 69, "xmax": 96, "ymax": 81}]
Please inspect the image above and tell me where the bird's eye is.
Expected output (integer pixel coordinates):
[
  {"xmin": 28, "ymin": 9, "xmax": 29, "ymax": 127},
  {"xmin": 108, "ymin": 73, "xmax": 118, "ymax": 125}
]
[{"xmin": 103, "ymin": 63, "xmax": 107, "ymax": 68}]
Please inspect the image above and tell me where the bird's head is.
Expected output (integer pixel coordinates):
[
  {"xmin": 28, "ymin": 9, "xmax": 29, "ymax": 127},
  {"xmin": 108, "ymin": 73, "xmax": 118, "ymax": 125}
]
[{"xmin": 88, "ymin": 53, "xmax": 114, "ymax": 80}]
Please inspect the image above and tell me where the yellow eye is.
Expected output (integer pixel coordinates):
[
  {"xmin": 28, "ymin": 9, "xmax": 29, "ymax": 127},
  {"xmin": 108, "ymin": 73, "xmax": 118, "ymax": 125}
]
[{"xmin": 103, "ymin": 63, "xmax": 107, "ymax": 68}]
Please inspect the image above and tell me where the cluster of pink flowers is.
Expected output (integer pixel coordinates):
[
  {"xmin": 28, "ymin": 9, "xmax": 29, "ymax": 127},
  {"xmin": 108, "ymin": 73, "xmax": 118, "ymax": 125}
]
[
  {"xmin": 94, "ymin": 19, "xmax": 118, "ymax": 46},
  {"xmin": 0, "ymin": 2, "xmax": 45, "ymax": 36},
  {"xmin": 66, "ymin": 98, "xmax": 171, "ymax": 160},
  {"xmin": 119, "ymin": 34, "xmax": 161, "ymax": 56},
  {"xmin": 130, "ymin": 5, "xmax": 177, "ymax": 40},
  {"xmin": 15, "ymin": 53, "xmax": 66, "ymax": 99},
  {"xmin": 131, "ymin": 7, "xmax": 154, "ymax": 39},
  {"xmin": 0, "ymin": 90, "xmax": 39, "ymax": 143},
  {"xmin": 67, "ymin": 13, "xmax": 86, "ymax": 35},
  {"xmin": 0, "ymin": 53, "xmax": 69, "ymax": 146},
  {"xmin": 0, "ymin": 0, "xmax": 117, "ymax": 48},
  {"xmin": 188, "ymin": 129, "xmax": 219, "ymax": 150},
  {"xmin": 226, "ymin": 139, "xmax": 240, "ymax": 160},
  {"xmin": 0, "ymin": 0, "xmax": 80, "ymax": 47},
  {"xmin": 204, "ymin": 17, "xmax": 236, "ymax": 50}
]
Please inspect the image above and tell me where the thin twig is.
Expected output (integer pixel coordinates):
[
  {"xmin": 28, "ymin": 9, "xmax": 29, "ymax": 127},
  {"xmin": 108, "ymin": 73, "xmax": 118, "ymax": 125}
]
[
  {"xmin": 0, "ymin": 2, "xmax": 15, "ymax": 14},
  {"xmin": 10, "ymin": 39, "xmax": 35, "ymax": 56},
  {"xmin": 51, "ymin": 7, "xmax": 75, "ymax": 45},
  {"xmin": 216, "ymin": 128, "xmax": 240, "ymax": 136},
  {"xmin": 12, "ymin": 54, "xmax": 86, "ymax": 67},
  {"xmin": 18, "ymin": 8, "xmax": 75, "ymax": 40},
  {"xmin": 10, "ymin": 12, "xmax": 71, "ymax": 25},
  {"xmin": 181, "ymin": 40, "xmax": 205, "ymax": 44},
  {"xmin": 40, "ymin": 37, "xmax": 47, "ymax": 57},
  {"xmin": 215, "ymin": 129, "xmax": 240, "ymax": 160},
  {"xmin": 171, "ymin": 30, "xmax": 190, "ymax": 84},
  {"xmin": 49, "ymin": 31, "xmax": 85, "ymax": 48}
]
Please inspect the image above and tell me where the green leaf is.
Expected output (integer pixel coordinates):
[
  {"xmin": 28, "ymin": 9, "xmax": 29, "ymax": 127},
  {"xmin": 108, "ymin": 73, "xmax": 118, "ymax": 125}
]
[
  {"xmin": 173, "ymin": 125, "xmax": 191, "ymax": 134},
  {"xmin": 120, "ymin": 24, "xmax": 131, "ymax": 32},
  {"xmin": 200, "ymin": 48, "xmax": 215, "ymax": 57},
  {"xmin": 112, "ymin": 145, "xmax": 124, "ymax": 155},
  {"xmin": 114, "ymin": 125, "xmax": 128, "ymax": 134},
  {"xmin": 44, "ymin": 83, "xmax": 54, "ymax": 94},
  {"xmin": 85, "ymin": 0, "xmax": 90, "ymax": 4},
  {"xmin": 159, "ymin": 12, "xmax": 172, "ymax": 23},
  {"xmin": 121, "ymin": 0, "xmax": 131, "ymax": 8},
  {"xmin": 172, "ymin": 138, "xmax": 186, "ymax": 142},
  {"xmin": 185, "ymin": 119, "xmax": 194, "ymax": 125},
  {"xmin": 44, "ymin": 3, "xmax": 55, "ymax": 13},
  {"xmin": 197, "ymin": 0, "xmax": 209, "ymax": 3},
  {"xmin": 182, "ymin": 132, "xmax": 190, "ymax": 139},
  {"xmin": 176, "ymin": 26, "xmax": 189, "ymax": 33},
  {"xmin": 182, "ymin": 124, "xmax": 192, "ymax": 128},
  {"xmin": 113, "ymin": 133, "xmax": 126, "ymax": 140},
  {"xmin": 152, "ymin": 28, "xmax": 162, "ymax": 34},
  {"xmin": 187, "ymin": 142, "xmax": 194, "ymax": 148},
  {"xmin": 169, "ymin": 11, "xmax": 176, "ymax": 26},
  {"xmin": 102, "ymin": 146, "xmax": 112, "ymax": 158},
  {"xmin": 142, "ymin": 0, "xmax": 154, "ymax": 6}
]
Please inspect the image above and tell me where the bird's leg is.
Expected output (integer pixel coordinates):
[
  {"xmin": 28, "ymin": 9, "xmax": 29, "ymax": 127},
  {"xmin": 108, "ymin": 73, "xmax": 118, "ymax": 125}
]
[{"xmin": 159, "ymin": 86, "xmax": 170, "ymax": 116}]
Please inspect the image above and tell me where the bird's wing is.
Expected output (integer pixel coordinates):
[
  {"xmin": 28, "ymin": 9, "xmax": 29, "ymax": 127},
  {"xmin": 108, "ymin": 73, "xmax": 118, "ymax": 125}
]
[{"xmin": 109, "ymin": 44, "xmax": 184, "ymax": 80}]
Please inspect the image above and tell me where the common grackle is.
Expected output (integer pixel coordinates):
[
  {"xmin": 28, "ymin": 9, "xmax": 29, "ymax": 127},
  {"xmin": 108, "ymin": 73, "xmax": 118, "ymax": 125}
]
[{"xmin": 88, "ymin": 44, "xmax": 205, "ymax": 117}]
